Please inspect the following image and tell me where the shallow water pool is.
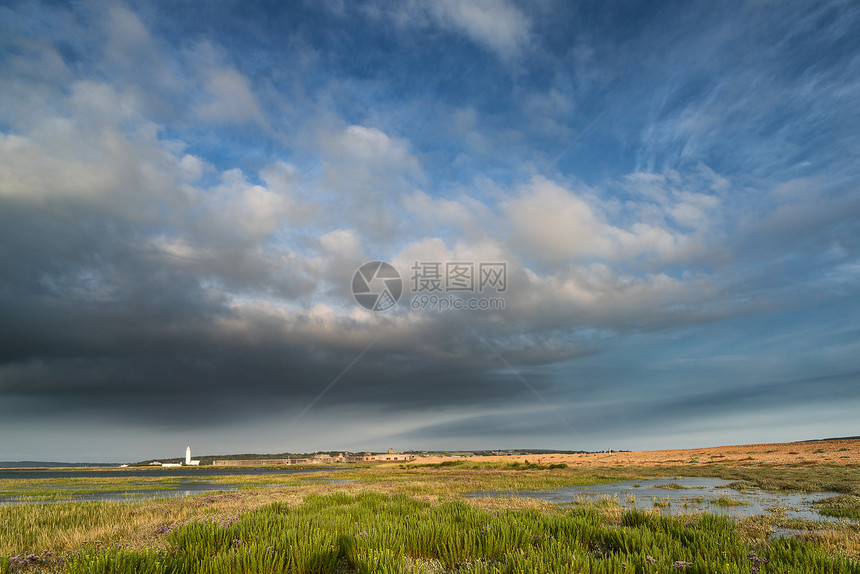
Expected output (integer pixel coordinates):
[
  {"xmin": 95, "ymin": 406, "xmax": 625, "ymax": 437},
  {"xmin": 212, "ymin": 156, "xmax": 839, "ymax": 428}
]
[{"xmin": 469, "ymin": 477, "xmax": 847, "ymax": 523}]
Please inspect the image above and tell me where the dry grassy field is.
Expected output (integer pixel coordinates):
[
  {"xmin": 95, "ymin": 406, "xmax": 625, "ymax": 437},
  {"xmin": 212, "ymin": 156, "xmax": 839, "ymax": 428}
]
[
  {"xmin": 416, "ymin": 438, "xmax": 860, "ymax": 467},
  {"xmin": 2, "ymin": 439, "xmax": 859, "ymax": 573}
]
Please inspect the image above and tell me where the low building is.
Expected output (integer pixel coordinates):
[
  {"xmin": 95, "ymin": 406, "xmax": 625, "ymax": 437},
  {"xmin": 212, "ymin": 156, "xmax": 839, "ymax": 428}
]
[
  {"xmin": 213, "ymin": 458, "xmax": 294, "ymax": 466},
  {"xmin": 351, "ymin": 448, "xmax": 415, "ymax": 462},
  {"xmin": 213, "ymin": 449, "xmax": 414, "ymax": 466}
]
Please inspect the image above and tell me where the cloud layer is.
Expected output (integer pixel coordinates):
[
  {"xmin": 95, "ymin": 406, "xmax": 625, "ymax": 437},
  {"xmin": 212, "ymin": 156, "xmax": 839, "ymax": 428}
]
[{"xmin": 1, "ymin": 0, "xmax": 859, "ymax": 460}]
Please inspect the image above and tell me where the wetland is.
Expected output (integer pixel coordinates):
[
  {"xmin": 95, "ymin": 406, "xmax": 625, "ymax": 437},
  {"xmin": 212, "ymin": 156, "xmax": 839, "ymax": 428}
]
[{"xmin": 2, "ymin": 456, "xmax": 859, "ymax": 573}]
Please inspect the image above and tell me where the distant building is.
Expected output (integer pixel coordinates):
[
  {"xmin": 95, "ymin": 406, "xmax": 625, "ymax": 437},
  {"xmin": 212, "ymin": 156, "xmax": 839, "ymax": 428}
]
[
  {"xmin": 212, "ymin": 448, "xmax": 414, "ymax": 466},
  {"xmin": 353, "ymin": 448, "xmax": 415, "ymax": 462},
  {"xmin": 213, "ymin": 458, "xmax": 292, "ymax": 466},
  {"xmin": 213, "ymin": 455, "xmax": 344, "ymax": 466}
]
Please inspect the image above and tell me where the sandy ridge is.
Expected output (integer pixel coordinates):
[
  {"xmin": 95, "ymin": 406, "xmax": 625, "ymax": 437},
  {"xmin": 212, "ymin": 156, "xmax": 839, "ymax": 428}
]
[{"xmin": 413, "ymin": 438, "xmax": 860, "ymax": 467}]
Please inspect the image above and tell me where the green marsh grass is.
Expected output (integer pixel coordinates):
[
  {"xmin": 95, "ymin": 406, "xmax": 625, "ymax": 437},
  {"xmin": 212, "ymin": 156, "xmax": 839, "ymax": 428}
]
[
  {"xmin": 815, "ymin": 495, "xmax": 860, "ymax": 521},
  {"xmin": 51, "ymin": 492, "xmax": 860, "ymax": 573},
  {"xmin": 653, "ymin": 482, "xmax": 694, "ymax": 490},
  {"xmin": 0, "ymin": 499, "xmax": 205, "ymax": 556},
  {"xmin": 0, "ymin": 477, "xmax": 186, "ymax": 499},
  {"xmin": 711, "ymin": 496, "xmax": 749, "ymax": 507},
  {"xmin": 3, "ymin": 462, "xmax": 860, "ymax": 572}
]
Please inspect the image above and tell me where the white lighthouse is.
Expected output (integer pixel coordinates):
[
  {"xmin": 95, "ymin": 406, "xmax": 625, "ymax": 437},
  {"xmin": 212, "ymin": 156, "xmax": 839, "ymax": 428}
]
[{"xmin": 185, "ymin": 446, "xmax": 200, "ymax": 466}]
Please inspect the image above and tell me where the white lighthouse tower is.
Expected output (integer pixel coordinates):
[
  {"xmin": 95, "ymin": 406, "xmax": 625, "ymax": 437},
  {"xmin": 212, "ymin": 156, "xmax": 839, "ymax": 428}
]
[{"xmin": 184, "ymin": 446, "xmax": 200, "ymax": 466}]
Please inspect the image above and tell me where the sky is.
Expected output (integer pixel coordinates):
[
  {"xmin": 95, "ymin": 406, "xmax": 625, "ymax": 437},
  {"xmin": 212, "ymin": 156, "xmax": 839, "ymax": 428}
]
[{"xmin": 1, "ymin": 0, "xmax": 859, "ymax": 463}]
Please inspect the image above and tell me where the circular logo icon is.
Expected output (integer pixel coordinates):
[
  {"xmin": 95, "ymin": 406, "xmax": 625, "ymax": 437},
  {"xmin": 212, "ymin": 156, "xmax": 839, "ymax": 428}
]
[{"xmin": 352, "ymin": 261, "xmax": 402, "ymax": 311}]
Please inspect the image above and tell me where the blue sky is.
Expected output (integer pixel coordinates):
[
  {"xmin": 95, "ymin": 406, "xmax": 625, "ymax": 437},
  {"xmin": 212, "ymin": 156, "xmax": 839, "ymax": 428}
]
[{"xmin": 1, "ymin": 0, "xmax": 858, "ymax": 462}]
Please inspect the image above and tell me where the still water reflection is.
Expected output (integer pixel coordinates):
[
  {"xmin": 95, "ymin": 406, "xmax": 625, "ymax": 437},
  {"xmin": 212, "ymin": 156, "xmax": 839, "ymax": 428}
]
[{"xmin": 470, "ymin": 477, "xmax": 845, "ymax": 522}]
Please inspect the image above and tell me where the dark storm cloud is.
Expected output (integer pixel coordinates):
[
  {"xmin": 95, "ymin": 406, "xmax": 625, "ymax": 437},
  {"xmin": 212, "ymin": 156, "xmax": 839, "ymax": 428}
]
[{"xmin": 0, "ymin": 191, "xmax": 568, "ymax": 423}]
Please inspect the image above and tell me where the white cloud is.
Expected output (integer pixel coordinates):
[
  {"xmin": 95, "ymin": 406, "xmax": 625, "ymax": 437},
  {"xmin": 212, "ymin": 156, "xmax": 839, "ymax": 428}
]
[
  {"xmin": 150, "ymin": 236, "xmax": 210, "ymax": 262},
  {"xmin": 623, "ymin": 169, "xmax": 722, "ymax": 231},
  {"xmin": 426, "ymin": 0, "xmax": 531, "ymax": 59},
  {"xmin": 504, "ymin": 173, "xmax": 729, "ymax": 270},
  {"xmin": 315, "ymin": 124, "xmax": 423, "ymax": 236},
  {"xmin": 195, "ymin": 66, "xmax": 264, "ymax": 124},
  {"xmin": 327, "ymin": 125, "xmax": 417, "ymax": 168},
  {"xmin": 178, "ymin": 154, "xmax": 205, "ymax": 183},
  {"xmin": 184, "ymin": 41, "xmax": 264, "ymax": 124},
  {"xmin": 400, "ymin": 190, "xmax": 494, "ymax": 236},
  {"xmin": 386, "ymin": 0, "xmax": 531, "ymax": 60},
  {"xmin": 309, "ymin": 228, "xmax": 367, "ymax": 284},
  {"xmin": 198, "ymin": 168, "xmax": 294, "ymax": 239},
  {"xmin": 98, "ymin": 5, "xmax": 185, "ymax": 119},
  {"xmin": 0, "ymin": 79, "xmax": 181, "ymax": 216},
  {"xmin": 508, "ymin": 176, "xmax": 614, "ymax": 260}
]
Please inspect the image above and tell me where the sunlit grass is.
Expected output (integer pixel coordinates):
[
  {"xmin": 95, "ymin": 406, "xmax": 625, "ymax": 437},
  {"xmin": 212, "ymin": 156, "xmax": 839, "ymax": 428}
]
[
  {"xmin": 654, "ymin": 482, "xmax": 696, "ymax": 490},
  {"xmin": 50, "ymin": 492, "xmax": 860, "ymax": 574},
  {"xmin": 815, "ymin": 495, "xmax": 860, "ymax": 521},
  {"xmin": 711, "ymin": 495, "xmax": 749, "ymax": 507},
  {"xmin": 2, "ymin": 462, "xmax": 859, "ymax": 572},
  {"xmin": 0, "ymin": 499, "xmax": 200, "ymax": 556},
  {"xmin": 0, "ymin": 477, "xmax": 185, "ymax": 498}
]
